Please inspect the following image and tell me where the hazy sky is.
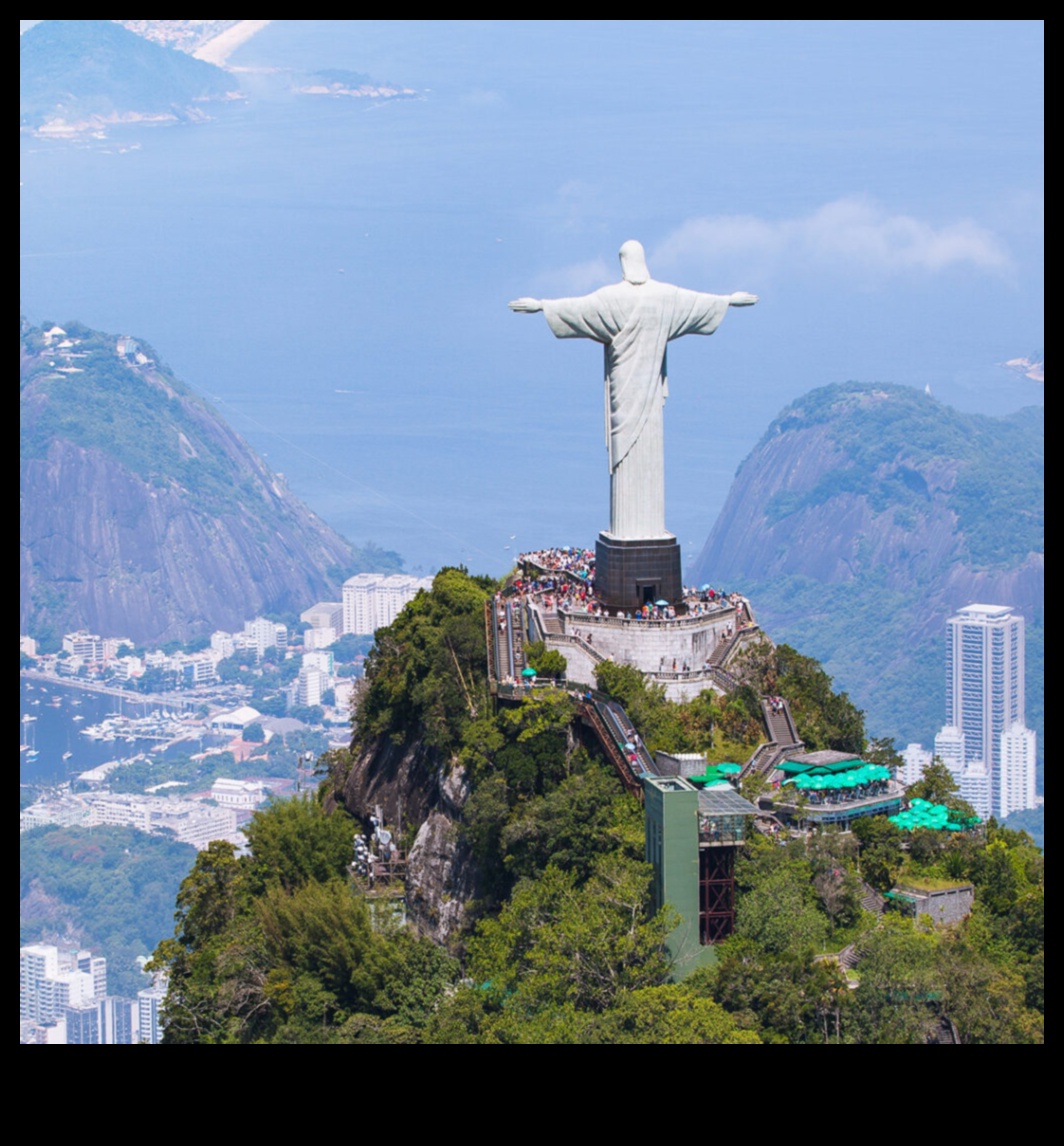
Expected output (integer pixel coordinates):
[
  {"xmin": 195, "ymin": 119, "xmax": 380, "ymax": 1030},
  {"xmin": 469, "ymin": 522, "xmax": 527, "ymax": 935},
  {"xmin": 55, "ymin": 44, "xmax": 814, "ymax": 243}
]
[{"xmin": 20, "ymin": 21, "xmax": 1043, "ymax": 572}]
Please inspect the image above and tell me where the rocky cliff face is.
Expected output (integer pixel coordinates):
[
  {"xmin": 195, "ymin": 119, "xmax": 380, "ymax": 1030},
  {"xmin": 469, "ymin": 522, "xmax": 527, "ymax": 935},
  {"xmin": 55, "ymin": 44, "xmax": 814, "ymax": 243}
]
[
  {"xmin": 339, "ymin": 734, "xmax": 477, "ymax": 946},
  {"xmin": 690, "ymin": 383, "xmax": 1044, "ymax": 745},
  {"xmin": 693, "ymin": 386, "xmax": 1043, "ymax": 612},
  {"xmin": 20, "ymin": 320, "xmax": 356, "ymax": 645}
]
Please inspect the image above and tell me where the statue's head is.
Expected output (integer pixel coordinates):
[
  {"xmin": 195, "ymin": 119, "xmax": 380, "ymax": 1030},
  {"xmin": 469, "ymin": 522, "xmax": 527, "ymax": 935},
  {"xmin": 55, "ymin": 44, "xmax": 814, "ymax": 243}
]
[{"xmin": 619, "ymin": 240, "xmax": 650, "ymax": 285}]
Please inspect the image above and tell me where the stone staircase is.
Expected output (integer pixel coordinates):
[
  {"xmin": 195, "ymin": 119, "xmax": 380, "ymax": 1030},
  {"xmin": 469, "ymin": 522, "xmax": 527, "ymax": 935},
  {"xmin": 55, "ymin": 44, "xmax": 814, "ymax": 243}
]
[
  {"xmin": 860, "ymin": 882, "xmax": 886, "ymax": 916},
  {"xmin": 741, "ymin": 697, "xmax": 803, "ymax": 779},
  {"xmin": 540, "ymin": 612, "xmax": 563, "ymax": 636}
]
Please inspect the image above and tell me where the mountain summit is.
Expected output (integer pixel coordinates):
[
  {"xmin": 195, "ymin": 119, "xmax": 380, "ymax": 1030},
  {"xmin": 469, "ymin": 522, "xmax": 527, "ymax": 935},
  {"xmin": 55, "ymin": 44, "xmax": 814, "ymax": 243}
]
[
  {"xmin": 691, "ymin": 382, "xmax": 1043, "ymax": 744},
  {"xmin": 20, "ymin": 19, "xmax": 235, "ymax": 134},
  {"xmin": 20, "ymin": 319, "xmax": 383, "ymax": 646}
]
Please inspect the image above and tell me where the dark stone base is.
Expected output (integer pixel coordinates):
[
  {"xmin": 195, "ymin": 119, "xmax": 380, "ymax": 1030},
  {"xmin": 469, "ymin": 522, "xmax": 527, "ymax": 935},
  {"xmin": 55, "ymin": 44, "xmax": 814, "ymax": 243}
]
[{"xmin": 595, "ymin": 533, "xmax": 682, "ymax": 612}]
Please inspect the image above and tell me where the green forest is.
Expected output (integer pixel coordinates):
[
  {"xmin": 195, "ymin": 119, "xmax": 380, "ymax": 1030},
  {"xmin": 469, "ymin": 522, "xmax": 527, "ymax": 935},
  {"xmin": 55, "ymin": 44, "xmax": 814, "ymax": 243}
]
[
  {"xmin": 737, "ymin": 384, "xmax": 1044, "ymax": 754},
  {"xmin": 20, "ymin": 825, "xmax": 198, "ymax": 998},
  {"xmin": 150, "ymin": 569, "xmax": 1044, "ymax": 1043}
]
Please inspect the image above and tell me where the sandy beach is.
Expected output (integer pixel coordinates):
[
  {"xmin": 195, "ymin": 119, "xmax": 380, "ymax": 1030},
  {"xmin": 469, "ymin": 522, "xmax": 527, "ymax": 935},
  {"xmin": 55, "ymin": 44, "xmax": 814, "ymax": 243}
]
[{"xmin": 193, "ymin": 19, "xmax": 272, "ymax": 67}]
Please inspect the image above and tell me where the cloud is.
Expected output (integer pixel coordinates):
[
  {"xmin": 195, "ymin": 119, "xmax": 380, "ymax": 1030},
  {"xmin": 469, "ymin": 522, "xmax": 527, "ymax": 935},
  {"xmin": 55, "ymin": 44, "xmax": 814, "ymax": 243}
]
[
  {"xmin": 537, "ymin": 256, "xmax": 615, "ymax": 296},
  {"xmin": 651, "ymin": 197, "xmax": 1012, "ymax": 281}
]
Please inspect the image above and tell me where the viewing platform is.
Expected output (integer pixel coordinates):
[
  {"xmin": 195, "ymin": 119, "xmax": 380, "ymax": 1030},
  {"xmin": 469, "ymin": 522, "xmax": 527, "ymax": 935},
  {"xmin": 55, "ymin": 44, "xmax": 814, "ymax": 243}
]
[
  {"xmin": 531, "ymin": 595, "xmax": 758, "ymax": 701},
  {"xmin": 768, "ymin": 750, "xmax": 905, "ymax": 828},
  {"xmin": 489, "ymin": 547, "xmax": 762, "ymax": 701}
]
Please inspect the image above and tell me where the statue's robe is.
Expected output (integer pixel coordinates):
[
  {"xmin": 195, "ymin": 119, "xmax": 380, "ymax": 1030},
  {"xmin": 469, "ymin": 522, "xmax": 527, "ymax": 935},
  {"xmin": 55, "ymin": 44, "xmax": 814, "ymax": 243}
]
[{"xmin": 542, "ymin": 280, "xmax": 731, "ymax": 539}]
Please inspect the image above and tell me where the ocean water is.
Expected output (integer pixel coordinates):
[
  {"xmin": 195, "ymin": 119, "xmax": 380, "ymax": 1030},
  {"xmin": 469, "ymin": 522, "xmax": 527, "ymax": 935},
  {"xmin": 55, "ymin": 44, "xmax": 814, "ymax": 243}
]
[
  {"xmin": 19, "ymin": 21, "xmax": 1043, "ymax": 576},
  {"xmin": 19, "ymin": 677, "xmax": 202, "ymax": 787}
]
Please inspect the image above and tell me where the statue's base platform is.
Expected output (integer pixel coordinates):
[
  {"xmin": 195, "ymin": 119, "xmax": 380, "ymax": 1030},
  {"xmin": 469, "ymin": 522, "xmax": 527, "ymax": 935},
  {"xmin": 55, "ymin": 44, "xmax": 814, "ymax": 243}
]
[{"xmin": 595, "ymin": 532, "xmax": 682, "ymax": 612}]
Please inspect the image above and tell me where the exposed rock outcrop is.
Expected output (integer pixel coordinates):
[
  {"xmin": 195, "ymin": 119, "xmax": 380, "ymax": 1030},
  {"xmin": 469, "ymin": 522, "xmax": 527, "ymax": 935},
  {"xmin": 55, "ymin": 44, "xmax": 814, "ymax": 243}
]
[
  {"xmin": 20, "ymin": 319, "xmax": 361, "ymax": 645},
  {"xmin": 691, "ymin": 383, "xmax": 1044, "ymax": 743},
  {"xmin": 406, "ymin": 810, "xmax": 478, "ymax": 947},
  {"xmin": 341, "ymin": 734, "xmax": 477, "ymax": 946}
]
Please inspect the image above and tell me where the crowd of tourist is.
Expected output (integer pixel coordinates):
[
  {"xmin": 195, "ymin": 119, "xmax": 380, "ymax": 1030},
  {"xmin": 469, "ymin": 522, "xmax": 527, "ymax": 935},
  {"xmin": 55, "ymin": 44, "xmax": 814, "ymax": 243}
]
[
  {"xmin": 505, "ymin": 548, "xmax": 755, "ymax": 641},
  {"xmin": 519, "ymin": 546, "xmax": 596, "ymax": 580}
]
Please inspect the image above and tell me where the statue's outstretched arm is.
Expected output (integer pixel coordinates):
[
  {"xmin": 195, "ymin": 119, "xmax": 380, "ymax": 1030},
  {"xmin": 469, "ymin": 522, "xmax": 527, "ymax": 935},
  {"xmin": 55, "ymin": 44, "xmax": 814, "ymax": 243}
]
[
  {"xmin": 509, "ymin": 298, "xmax": 543, "ymax": 313},
  {"xmin": 728, "ymin": 292, "xmax": 758, "ymax": 307}
]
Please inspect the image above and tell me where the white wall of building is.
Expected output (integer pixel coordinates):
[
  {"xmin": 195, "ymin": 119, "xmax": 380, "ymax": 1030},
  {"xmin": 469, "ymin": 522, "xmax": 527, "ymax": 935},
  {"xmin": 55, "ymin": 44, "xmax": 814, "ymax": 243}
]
[
  {"xmin": 899, "ymin": 743, "xmax": 932, "ymax": 787},
  {"xmin": 998, "ymin": 723, "xmax": 1037, "ymax": 819}
]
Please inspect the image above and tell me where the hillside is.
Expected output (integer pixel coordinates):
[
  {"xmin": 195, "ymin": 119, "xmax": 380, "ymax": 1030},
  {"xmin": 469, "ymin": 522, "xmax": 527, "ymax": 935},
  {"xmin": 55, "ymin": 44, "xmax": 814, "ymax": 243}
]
[
  {"xmin": 691, "ymin": 383, "xmax": 1044, "ymax": 753},
  {"xmin": 152, "ymin": 570, "xmax": 1043, "ymax": 1043},
  {"xmin": 20, "ymin": 318, "xmax": 397, "ymax": 646},
  {"xmin": 20, "ymin": 19, "xmax": 235, "ymax": 134},
  {"xmin": 20, "ymin": 825, "xmax": 197, "ymax": 998}
]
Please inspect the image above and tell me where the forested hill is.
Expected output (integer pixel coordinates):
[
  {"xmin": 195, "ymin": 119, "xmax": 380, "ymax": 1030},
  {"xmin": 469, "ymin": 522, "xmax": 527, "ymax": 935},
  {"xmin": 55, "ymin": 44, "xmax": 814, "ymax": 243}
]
[
  {"xmin": 691, "ymin": 383, "xmax": 1044, "ymax": 752},
  {"xmin": 152, "ymin": 569, "xmax": 1043, "ymax": 1043},
  {"xmin": 20, "ymin": 318, "xmax": 399, "ymax": 646},
  {"xmin": 20, "ymin": 20, "xmax": 234, "ymax": 132}
]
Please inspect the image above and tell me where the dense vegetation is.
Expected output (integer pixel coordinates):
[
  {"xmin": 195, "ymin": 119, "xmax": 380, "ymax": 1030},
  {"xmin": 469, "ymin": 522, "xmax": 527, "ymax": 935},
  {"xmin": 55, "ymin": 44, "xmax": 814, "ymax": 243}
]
[
  {"xmin": 708, "ymin": 812, "xmax": 1044, "ymax": 1044},
  {"xmin": 762, "ymin": 384, "xmax": 1043, "ymax": 568},
  {"xmin": 154, "ymin": 568, "xmax": 1042, "ymax": 1042},
  {"xmin": 20, "ymin": 825, "xmax": 198, "ymax": 997},
  {"xmin": 20, "ymin": 20, "xmax": 232, "ymax": 128},
  {"xmin": 21, "ymin": 325, "xmax": 249, "ymax": 516},
  {"xmin": 703, "ymin": 383, "xmax": 1044, "ymax": 752},
  {"xmin": 150, "ymin": 798, "xmax": 461, "ymax": 1043},
  {"xmin": 20, "ymin": 316, "xmax": 401, "ymax": 646}
]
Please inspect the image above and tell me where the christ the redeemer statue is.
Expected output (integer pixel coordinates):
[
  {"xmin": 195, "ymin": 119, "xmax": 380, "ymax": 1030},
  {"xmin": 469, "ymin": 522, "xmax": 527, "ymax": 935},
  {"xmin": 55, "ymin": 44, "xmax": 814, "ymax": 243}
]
[{"xmin": 510, "ymin": 240, "xmax": 756, "ymax": 542}]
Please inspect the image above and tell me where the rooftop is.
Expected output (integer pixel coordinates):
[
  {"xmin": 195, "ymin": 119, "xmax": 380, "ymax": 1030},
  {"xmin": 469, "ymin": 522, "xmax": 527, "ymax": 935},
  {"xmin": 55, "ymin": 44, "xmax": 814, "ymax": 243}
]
[
  {"xmin": 782, "ymin": 749, "xmax": 863, "ymax": 767},
  {"xmin": 697, "ymin": 787, "xmax": 759, "ymax": 817},
  {"xmin": 953, "ymin": 603, "xmax": 1014, "ymax": 620}
]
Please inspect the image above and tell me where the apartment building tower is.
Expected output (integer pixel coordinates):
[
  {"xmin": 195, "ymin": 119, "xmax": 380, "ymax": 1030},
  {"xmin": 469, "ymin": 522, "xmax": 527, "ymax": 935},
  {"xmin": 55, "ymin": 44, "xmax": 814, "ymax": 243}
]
[{"xmin": 940, "ymin": 604, "xmax": 1035, "ymax": 819}]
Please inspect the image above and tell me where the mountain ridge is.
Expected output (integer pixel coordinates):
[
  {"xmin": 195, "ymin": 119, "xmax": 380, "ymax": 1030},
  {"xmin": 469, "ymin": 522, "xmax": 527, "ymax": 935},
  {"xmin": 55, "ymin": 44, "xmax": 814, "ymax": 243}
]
[
  {"xmin": 691, "ymin": 382, "xmax": 1044, "ymax": 750},
  {"xmin": 20, "ymin": 19, "xmax": 236, "ymax": 134},
  {"xmin": 20, "ymin": 318, "xmax": 397, "ymax": 647}
]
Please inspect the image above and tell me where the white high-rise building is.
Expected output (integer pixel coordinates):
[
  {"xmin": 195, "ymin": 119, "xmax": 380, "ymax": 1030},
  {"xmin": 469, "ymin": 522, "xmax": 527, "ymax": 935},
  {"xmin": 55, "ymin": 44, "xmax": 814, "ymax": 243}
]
[
  {"xmin": 211, "ymin": 630, "xmax": 236, "ymax": 658},
  {"xmin": 932, "ymin": 725, "xmax": 967, "ymax": 773},
  {"xmin": 941, "ymin": 604, "xmax": 1035, "ymax": 819},
  {"xmin": 304, "ymin": 625, "xmax": 337, "ymax": 651},
  {"xmin": 957, "ymin": 760, "xmax": 993, "ymax": 821},
  {"xmin": 297, "ymin": 666, "xmax": 325, "ymax": 708},
  {"xmin": 20, "ymin": 944, "xmax": 59, "ymax": 1021},
  {"xmin": 20, "ymin": 944, "xmax": 102, "ymax": 1024},
  {"xmin": 343, "ymin": 573, "xmax": 382, "ymax": 635},
  {"xmin": 342, "ymin": 573, "xmax": 433, "ymax": 636},
  {"xmin": 899, "ymin": 743, "xmax": 933, "ymax": 787},
  {"xmin": 138, "ymin": 981, "xmax": 168, "ymax": 1045},
  {"xmin": 998, "ymin": 723, "xmax": 1037, "ymax": 819},
  {"xmin": 77, "ymin": 951, "xmax": 108, "ymax": 999},
  {"xmin": 301, "ymin": 601, "xmax": 343, "ymax": 632},
  {"xmin": 243, "ymin": 617, "xmax": 286, "ymax": 658},
  {"xmin": 302, "ymin": 650, "xmax": 335, "ymax": 675}
]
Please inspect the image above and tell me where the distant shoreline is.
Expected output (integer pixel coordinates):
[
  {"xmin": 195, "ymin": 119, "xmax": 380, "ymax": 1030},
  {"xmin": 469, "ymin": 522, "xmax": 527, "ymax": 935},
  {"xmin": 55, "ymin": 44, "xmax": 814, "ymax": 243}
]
[{"xmin": 194, "ymin": 19, "xmax": 272, "ymax": 68}]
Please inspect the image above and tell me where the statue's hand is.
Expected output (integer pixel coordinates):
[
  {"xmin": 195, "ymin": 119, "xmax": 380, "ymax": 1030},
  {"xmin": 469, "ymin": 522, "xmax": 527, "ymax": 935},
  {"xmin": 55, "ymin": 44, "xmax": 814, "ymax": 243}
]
[
  {"xmin": 508, "ymin": 298, "xmax": 543, "ymax": 313},
  {"xmin": 728, "ymin": 292, "xmax": 758, "ymax": 307}
]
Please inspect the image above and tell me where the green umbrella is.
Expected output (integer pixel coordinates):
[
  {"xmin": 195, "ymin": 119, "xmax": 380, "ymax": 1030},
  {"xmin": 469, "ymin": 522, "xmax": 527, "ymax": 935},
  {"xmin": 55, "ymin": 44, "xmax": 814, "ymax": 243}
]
[
  {"xmin": 717, "ymin": 763, "xmax": 742, "ymax": 775},
  {"xmin": 521, "ymin": 667, "xmax": 537, "ymax": 677}
]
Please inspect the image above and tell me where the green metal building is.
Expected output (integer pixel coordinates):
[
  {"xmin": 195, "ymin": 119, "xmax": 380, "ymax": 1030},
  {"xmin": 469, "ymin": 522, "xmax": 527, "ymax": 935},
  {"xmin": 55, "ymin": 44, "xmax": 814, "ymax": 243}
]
[{"xmin": 644, "ymin": 775, "xmax": 758, "ymax": 980}]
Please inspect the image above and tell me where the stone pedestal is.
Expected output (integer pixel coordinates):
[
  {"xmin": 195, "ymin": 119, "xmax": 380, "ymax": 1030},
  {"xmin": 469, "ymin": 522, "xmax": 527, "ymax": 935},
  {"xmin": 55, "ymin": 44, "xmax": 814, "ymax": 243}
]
[{"xmin": 595, "ymin": 532, "xmax": 682, "ymax": 612}]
